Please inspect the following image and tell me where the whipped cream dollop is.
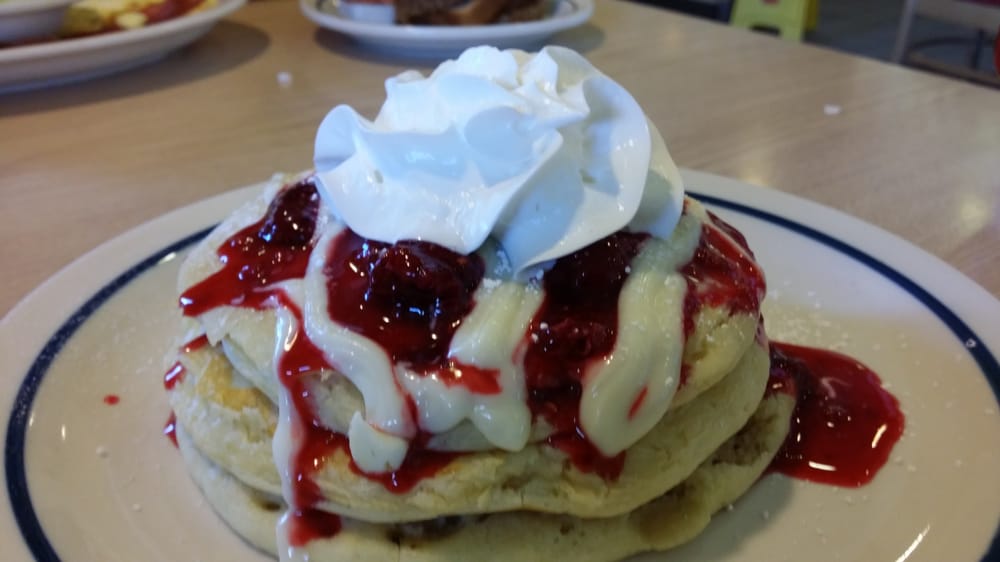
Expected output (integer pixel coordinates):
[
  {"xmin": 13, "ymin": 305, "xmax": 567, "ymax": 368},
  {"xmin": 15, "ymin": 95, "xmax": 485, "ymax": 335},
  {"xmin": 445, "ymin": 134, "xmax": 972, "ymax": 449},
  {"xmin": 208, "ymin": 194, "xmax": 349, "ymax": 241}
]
[{"xmin": 314, "ymin": 45, "xmax": 684, "ymax": 274}]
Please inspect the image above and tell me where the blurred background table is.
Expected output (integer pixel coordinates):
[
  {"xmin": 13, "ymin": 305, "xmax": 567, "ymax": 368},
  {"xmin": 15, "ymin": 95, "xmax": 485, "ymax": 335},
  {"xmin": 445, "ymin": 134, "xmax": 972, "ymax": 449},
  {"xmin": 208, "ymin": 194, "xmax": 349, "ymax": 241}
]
[{"xmin": 2, "ymin": 0, "xmax": 999, "ymax": 316}]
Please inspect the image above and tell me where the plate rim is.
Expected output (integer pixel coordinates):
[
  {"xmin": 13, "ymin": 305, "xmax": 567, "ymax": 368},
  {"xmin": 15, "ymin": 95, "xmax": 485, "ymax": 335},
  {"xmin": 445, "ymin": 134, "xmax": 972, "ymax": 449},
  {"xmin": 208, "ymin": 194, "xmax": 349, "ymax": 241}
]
[
  {"xmin": 2, "ymin": 169, "xmax": 998, "ymax": 561},
  {"xmin": 0, "ymin": 0, "xmax": 75, "ymax": 18}
]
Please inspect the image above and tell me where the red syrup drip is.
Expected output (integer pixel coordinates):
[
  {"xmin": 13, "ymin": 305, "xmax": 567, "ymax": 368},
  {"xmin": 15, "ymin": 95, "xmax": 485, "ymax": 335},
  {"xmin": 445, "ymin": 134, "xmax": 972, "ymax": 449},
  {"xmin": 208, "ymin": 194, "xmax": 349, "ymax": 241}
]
[
  {"xmin": 164, "ymin": 412, "xmax": 178, "ymax": 448},
  {"xmin": 766, "ymin": 342, "xmax": 905, "ymax": 487},
  {"xmin": 288, "ymin": 410, "xmax": 458, "ymax": 500},
  {"xmin": 168, "ymin": 179, "xmax": 344, "ymax": 544},
  {"xmin": 283, "ymin": 228, "xmax": 486, "ymax": 530},
  {"xmin": 347, "ymin": 434, "xmax": 459, "ymax": 494},
  {"xmin": 286, "ymin": 509, "xmax": 343, "ymax": 548},
  {"xmin": 275, "ymin": 294, "xmax": 333, "ymax": 379},
  {"xmin": 280, "ymin": 297, "xmax": 461, "ymax": 498},
  {"xmin": 679, "ymin": 364, "xmax": 693, "ymax": 387},
  {"xmin": 522, "ymin": 231, "xmax": 650, "ymax": 480},
  {"xmin": 103, "ymin": 394, "xmax": 120, "ymax": 405},
  {"xmin": 435, "ymin": 362, "xmax": 501, "ymax": 394},
  {"xmin": 178, "ymin": 179, "xmax": 321, "ymax": 317},
  {"xmin": 680, "ymin": 210, "xmax": 766, "ymax": 340},
  {"xmin": 269, "ymin": 295, "xmax": 343, "ymax": 546},
  {"xmin": 276, "ymin": 297, "xmax": 456, "ymax": 545},
  {"xmin": 627, "ymin": 387, "xmax": 648, "ymax": 421},
  {"xmin": 181, "ymin": 334, "xmax": 210, "ymax": 353},
  {"xmin": 324, "ymin": 229, "xmax": 496, "ymax": 394},
  {"xmin": 163, "ymin": 362, "xmax": 186, "ymax": 390},
  {"xmin": 284, "ymin": 374, "xmax": 341, "ymax": 509}
]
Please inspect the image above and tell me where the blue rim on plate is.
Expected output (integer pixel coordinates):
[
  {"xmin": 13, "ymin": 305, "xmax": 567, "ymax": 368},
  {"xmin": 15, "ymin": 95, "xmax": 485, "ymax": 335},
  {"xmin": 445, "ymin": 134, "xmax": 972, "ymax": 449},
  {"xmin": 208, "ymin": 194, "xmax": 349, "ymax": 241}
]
[{"xmin": 5, "ymin": 194, "xmax": 1000, "ymax": 561}]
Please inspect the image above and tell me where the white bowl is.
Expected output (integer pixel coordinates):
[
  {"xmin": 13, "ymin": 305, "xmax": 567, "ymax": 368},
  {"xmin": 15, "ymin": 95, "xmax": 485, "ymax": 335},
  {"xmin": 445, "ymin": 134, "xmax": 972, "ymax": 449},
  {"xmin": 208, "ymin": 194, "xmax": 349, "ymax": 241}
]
[{"xmin": 0, "ymin": 0, "xmax": 76, "ymax": 43}]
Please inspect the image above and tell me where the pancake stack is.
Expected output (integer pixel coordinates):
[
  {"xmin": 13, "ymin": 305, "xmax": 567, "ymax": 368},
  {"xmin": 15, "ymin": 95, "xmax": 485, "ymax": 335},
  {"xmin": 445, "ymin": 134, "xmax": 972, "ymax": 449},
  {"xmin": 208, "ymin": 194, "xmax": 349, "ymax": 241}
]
[{"xmin": 166, "ymin": 172, "xmax": 796, "ymax": 561}]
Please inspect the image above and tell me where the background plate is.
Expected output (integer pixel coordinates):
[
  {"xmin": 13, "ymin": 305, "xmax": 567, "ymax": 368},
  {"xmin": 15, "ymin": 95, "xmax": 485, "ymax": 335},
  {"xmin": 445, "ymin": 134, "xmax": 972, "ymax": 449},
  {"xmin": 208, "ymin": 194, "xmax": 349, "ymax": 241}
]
[
  {"xmin": 298, "ymin": 0, "xmax": 593, "ymax": 56},
  {"xmin": 0, "ymin": 0, "xmax": 245, "ymax": 94},
  {"xmin": 2, "ymin": 170, "xmax": 998, "ymax": 561}
]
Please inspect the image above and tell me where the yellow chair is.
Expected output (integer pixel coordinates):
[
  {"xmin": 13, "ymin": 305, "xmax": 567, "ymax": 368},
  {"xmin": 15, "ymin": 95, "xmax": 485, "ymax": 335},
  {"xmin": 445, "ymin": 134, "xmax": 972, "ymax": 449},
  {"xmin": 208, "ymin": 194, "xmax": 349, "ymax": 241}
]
[{"xmin": 729, "ymin": 0, "xmax": 819, "ymax": 41}]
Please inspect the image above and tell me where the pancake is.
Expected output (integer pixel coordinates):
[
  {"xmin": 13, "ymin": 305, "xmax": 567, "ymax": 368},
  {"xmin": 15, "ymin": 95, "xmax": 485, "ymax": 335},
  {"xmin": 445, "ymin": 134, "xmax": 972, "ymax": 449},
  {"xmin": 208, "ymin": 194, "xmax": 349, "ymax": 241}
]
[{"xmin": 175, "ymin": 379, "xmax": 794, "ymax": 560}]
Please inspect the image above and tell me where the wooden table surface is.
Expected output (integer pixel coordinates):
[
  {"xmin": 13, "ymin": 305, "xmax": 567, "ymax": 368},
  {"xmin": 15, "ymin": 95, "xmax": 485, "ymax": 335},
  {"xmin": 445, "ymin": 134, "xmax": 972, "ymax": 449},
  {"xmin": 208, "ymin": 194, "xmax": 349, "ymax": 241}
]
[{"xmin": 2, "ymin": 0, "xmax": 999, "ymax": 317}]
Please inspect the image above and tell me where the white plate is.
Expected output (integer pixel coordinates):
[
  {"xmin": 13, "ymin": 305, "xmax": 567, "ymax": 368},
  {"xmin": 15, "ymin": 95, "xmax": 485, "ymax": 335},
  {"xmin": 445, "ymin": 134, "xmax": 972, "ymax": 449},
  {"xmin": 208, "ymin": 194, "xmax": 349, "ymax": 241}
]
[
  {"xmin": 2, "ymin": 170, "xmax": 998, "ymax": 561},
  {"xmin": 0, "ymin": 0, "xmax": 245, "ymax": 94},
  {"xmin": 299, "ymin": 0, "xmax": 593, "ymax": 56},
  {"xmin": 0, "ymin": 0, "xmax": 76, "ymax": 43}
]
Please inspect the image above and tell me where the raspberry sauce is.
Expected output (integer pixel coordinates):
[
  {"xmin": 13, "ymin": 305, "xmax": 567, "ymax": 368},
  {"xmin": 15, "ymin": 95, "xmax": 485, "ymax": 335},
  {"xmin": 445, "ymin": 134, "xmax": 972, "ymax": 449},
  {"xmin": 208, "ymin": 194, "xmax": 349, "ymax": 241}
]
[
  {"xmin": 181, "ymin": 334, "xmax": 210, "ymax": 353},
  {"xmin": 767, "ymin": 342, "xmax": 905, "ymax": 487},
  {"xmin": 681, "ymin": 211, "xmax": 765, "ymax": 339},
  {"xmin": 349, "ymin": 439, "xmax": 458, "ymax": 494},
  {"xmin": 273, "ymin": 299, "xmax": 341, "ymax": 545},
  {"xmin": 522, "ymin": 231, "xmax": 650, "ymax": 480},
  {"xmin": 163, "ymin": 412, "xmax": 178, "ymax": 448},
  {"xmin": 628, "ymin": 387, "xmax": 648, "ymax": 421},
  {"xmin": 163, "ymin": 362, "xmax": 186, "ymax": 390},
  {"xmin": 277, "ymin": 317, "xmax": 451, "ymax": 543},
  {"xmin": 286, "ymin": 509, "xmax": 343, "ymax": 548},
  {"xmin": 174, "ymin": 180, "xmax": 347, "ymax": 543},
  {"xmin": 176, "ymin": 179, "xmax": 471, "ymax": 544},
  {"xmin": 179, "ymin": 180, "xmax": 321, "ymax": 316},
  {"xmin": 520, "ymin": 212, "xmax": 766, "ymax": 480},
  {"xmin": 276, "ymin": 289, "xmax": 457, "ymax": 544},
  {"xmin": 324, "ymin": 229, "xmax": 495, "ymax": 394}
]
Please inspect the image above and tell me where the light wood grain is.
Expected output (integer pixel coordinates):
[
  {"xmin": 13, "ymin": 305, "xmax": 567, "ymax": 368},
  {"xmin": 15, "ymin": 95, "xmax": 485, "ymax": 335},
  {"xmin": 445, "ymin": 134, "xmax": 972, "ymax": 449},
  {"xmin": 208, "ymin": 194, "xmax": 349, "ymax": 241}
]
[{"xmin": 1, "ymin": 0, "xmax": 998, "ymax": 318}]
